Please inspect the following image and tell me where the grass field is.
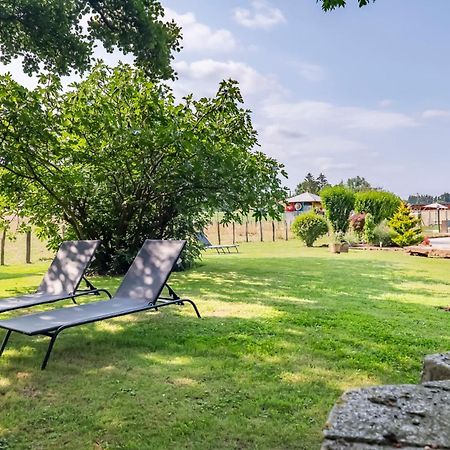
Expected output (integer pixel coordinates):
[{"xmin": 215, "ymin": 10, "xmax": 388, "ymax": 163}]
[{"xmin": 1, "ymin": 241, "xmax": 450, "ymax": 449}]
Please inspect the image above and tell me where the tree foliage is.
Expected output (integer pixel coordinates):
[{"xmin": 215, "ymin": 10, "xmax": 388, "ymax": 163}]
[
  {"xmin": 0, "ymin": 0, "xmax": 181, "ymax": 78},
  {"xmin": 295, "ymin": 172, "xmax": 329, "ymax": 195},
  {"xmin": 407, "ymin": 193, "xmax": 450, "ymax": 205},
  {"xmin": 388, "ymin": 203, "xmax": 423, "ymax": 247},
  {"xmin": 320, "ymin": 185, "xmax": 355, "ymax": 234},
  {"xmin": 354, "ymin": 190, "xmax": 401, "ymax": 225},
  {"xmin": 350, "ymin": 212, "xmax": 365, "ymax": 236},
  {"xmin": 346, "ymin": 176, "xmax": 372, "ymax": 192},
  {"xmin": 0, "ymin": 64, "xmax": 287, "ymax": 273},
  {"xmin": 319, "ymin": 0, "xmax": 373, "ymax": 11},
  {"xmin": 363, "ymin": 212, "xmax": 376, "ymax": 244},
  {"xmin": 291, "ymin": 212, "xmax": 328, "ymax": 247}
]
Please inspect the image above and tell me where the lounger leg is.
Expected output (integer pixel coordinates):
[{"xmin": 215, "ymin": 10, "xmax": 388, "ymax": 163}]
[
  {"xmin": 0, "ymin": 330, "xmax": 12, "ymax": 357},
  {"xmin": 41, "ymin": 332, "xmax": 59, "ymax": 370},
  {"xmin": 182, "ymin": 299, "xmax": 202, "ymax": 318}
]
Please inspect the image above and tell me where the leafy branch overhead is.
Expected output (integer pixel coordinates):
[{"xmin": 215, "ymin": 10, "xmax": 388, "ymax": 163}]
[
  {"xmin": 0, "ymin": 0, "xmax": 181, "ymax": 78},
  {"xmin": 319, "ymin": 0, "xmax": 373, "ymax": 11}
]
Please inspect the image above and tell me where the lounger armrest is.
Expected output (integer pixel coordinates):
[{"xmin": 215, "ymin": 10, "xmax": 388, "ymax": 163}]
[{"xmin": 71, "ymin": 288, "xmax": 112, "ymax": 301}]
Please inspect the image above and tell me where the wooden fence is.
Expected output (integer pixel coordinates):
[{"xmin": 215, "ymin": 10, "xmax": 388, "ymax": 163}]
[
  {"xmin": 204, "ymin": 219, "xmax": 294, "ymax": 245},
  {"xmin": 0, "ymin": 231, "xmax": 51, "ymax": 266},
  {"xmin": 0, "ymin": 219, "xmax": 294, "ymax": 265}
]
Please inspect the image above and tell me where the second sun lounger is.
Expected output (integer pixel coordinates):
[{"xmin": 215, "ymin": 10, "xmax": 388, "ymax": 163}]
[
  {"xmin": 0, "ymin": 240, "xmax": 110, "ymax": 314},
  {"xmin": 198, "ymin": 233, "xmax": 239, "ymax": 254},
  {"xmin": 0, "ymin": 240, "xmax": 200, "ymax": 369}
]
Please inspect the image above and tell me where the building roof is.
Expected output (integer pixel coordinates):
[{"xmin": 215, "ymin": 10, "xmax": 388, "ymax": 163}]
[
  {"xmin": 287, "ymin": 192, "xmax": 322, "ymax": 203},
  {"xmin": 424, "ymin": 202, "xmax": 449, "ymax": 210}
]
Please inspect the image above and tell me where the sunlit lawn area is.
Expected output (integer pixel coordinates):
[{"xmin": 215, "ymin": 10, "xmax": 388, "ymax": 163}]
[{"xmin": 1, "ymin": 241, "xmax": 450, "ymax": 449}]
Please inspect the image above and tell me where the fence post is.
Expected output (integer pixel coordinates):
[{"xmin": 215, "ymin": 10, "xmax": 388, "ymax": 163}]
[
  {"xmin": 245, "ymin": 221, "xmax": 249, "ymax": 243},
  {"xmin": 26, "ymin": 231, "xmax": 31, "ymax": 264},
  {"xmin": 259, "ymin": 220, "xmax": 263, "ymax": 242},
  {"xmin": 285, "ymin": 221, "xmax": 288, "ymax": 241},
  {"xmin": 232, "ymin": 222, "xmax": 236, "ymax": 244},
  {"xmin": 272, "ymin": 221, "xmax": 275, "ymax": 241},
  {"xmin": 217, "ymin": 221, "xmax": 221, "ymax": 245},
  {"xmin": 0, "ymin": 229, "xmax": 6, "ymax": 265}
]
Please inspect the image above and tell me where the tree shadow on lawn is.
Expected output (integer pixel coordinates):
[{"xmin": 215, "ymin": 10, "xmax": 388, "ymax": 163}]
[{"xmin": 1, "ymin": 255, "xmax": 450, "ymax": 449}]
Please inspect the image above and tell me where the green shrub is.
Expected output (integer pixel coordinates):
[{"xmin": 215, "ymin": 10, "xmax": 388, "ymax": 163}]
[
  {"xmin": 389, "ymin": 203, "xmax": 423, "ymax": 247},
  {"xmin": 354, "ymin": 190, "xmax": 401, "ymax": 225},
  {"xmin": 373, "ymin": 221, "xmax": 397, "ymax": 247},
  {"xmin": 291, "ymin": 212, "xmax": 328, "ymax": 247},
  {"xmin": 350, "ymin": 212, "xmax": 365, "ymax": 240},
  {"xmin": 364, "ymin": 213, "xmax": 376, "ymax": 244},
  {"xmin": 320, "ymin": 186, "xmax": 355, "ymax": 234}
]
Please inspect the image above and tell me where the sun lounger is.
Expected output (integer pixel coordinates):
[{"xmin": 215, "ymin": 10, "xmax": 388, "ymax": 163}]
[
  {"xmin": 0, "ymin": 240, "xmax": 200, "ymax": 369},
  {"xmin": 198, "ymin": 233, "xmax": 239, "ymax": 254},
  {"xmin": 0, "ymin": 240, "xmax": 110, "ymax": 314}
]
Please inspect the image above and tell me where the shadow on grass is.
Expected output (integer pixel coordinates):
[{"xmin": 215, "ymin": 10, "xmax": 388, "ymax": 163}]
[{"xmin": 0, "ymin": 252, "xmax": 450, "ymax": 449}]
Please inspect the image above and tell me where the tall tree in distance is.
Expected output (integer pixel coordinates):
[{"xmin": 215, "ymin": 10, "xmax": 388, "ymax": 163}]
[
  {"xmin": 0, "ymin": 0, "xmax": 181, "ymax": 79},
  {"xmin": 317, "ymin": 173, "xmax": 330, "ymax": 192},
  {"xmin": 346, "ymin": 176, "xmax": 372, "ymax": 192},
  {"xmin": 408, "ymin": 193, "xmax": 450, "ymax": 205},
  {"xmin": 295, "ymin": 173, "xmax": 320, "ymax": 195},
  {"xmin": 407, "ymin": 194, "xmax": 434, "ymax": 205},
  {"xmin": 437, "ymin": 193, "xmax": 450, "ymax": 203}
]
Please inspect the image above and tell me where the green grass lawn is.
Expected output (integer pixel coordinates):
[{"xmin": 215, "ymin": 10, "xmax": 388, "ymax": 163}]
[{"xmin": 0, "ymin": 241, "xmax": 450, "ymax": 450}]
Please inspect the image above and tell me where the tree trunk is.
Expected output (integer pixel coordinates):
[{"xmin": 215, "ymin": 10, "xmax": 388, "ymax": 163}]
[
  {"xmin": 217, "ymin": 221, "xmax": 221, "ymax": 245},
  {"xmin": 0, "ymin": 229, "xmax": 6, "ymax": 265},
  {"xmin": 26, "ymin": 231, "xmax": 31, "ymax": 263}
]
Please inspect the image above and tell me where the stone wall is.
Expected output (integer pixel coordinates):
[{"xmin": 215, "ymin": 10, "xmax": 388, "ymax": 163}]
[{"xmin": 322, "ymin": 352, "xmax": 450, "ymax": 449}]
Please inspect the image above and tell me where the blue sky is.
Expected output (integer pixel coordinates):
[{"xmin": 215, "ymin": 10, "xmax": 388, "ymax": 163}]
[{"xmin": 3, "ymin": 0, "xmax": 450, "ymax": 197}]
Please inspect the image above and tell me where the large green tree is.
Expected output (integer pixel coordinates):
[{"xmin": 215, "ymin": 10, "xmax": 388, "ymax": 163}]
[
  {"xmin": 0, "ymin": 0, "xmax": 180, "ymax": 78},
  {"xmin": 0, "ymin": 64, "xmax": 287, "ymax": 273}
]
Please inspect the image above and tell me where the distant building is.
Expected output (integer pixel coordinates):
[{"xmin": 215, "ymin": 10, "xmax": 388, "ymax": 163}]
[{"xmin": 285, "ymin": 192, "xmax": 322, "ymax": 224}]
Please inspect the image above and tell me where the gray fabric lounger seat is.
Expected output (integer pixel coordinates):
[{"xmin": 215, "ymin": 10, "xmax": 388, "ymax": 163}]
[
  {"xmin": 0, "ymin": 240, "xmax": 110, "ymax": 314},
  {"xmin": 0, "ymin": 240, "xmax": 200, "ymax": 370},
  {"xmin": 198, "ymin": 233, "xmax": 239, "ymax": 254}
]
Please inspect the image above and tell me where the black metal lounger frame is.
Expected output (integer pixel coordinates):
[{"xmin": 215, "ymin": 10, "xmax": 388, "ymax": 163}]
[
  {"xmin": 198, "ymin": 233, "xmax": 239, "ymax": 254},
  {"xmin": 3, "ymin": 276, "xmax": 112, "ymax": 313},
  {"xmin": 0, "ymin": 240, "xmax": 111, "ymax": 314},
  {"xmin": 0, "ymin": 283, "xmax": 199, "ymax": 370},
  {"xmin": 209, "ymin": 245, "xmax": 239, "ymax": 254}
]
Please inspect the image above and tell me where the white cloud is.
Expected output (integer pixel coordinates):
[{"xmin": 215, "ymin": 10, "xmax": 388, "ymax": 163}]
[
  {"xmin": 173, "ymin": 59, "xmax": 282, "ymax": 100},
  {"xmin": 378, "ymin": 99, "xmax": 393, "ymax": 108},
  {"xmin": 233, "ymin": 1, "xmax": 286, "ymax": 30},
  {"xmin": 295, "ymin": 62, "xmax": 325, "ymax": 82},
  {"xmin": 262, "ymin": 100, "xmax": 417, "ymax": 131},
  {"xmin": 165, "ymin": 8, "xmax": 236, "ymax": 53},
  {"xmin": 253, "ymin": 98, "xmax": 418, "ymax": 186},
  {"xmin": 422, "ymin": 109, "xmax": 450, "ymax": 119}
]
